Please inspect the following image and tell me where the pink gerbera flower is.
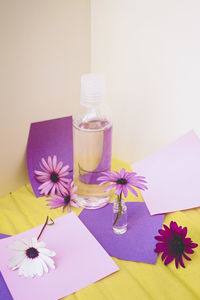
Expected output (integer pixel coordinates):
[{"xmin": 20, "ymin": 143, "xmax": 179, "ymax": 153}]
[
  {"xmin": 155, "ymin": 221, "xmax": 198, "ymax": 268},
  {"xmin": 34, "ymin": 155, "xmax": 71, "ymax": 196},
  {"xmin": 97, "ymin": 168, "xmax": 147, "ymax": 198},
  {"xmin": 46, "ymin": 182, "xmax": 79, "ymax": 212}
]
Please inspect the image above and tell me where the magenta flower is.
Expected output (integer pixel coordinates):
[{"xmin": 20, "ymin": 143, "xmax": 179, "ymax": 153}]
[
  {"xmin": 97, "ymin": 168, "xmax": 147, "ymax": 198},
  {"xmin": 155, "ymin": 221, "xmax": 198, "ymax": 268},
  {"xmin": 34, "ymin": 155, "xmax": 71, "ymax": 196},
  {"xmin": 46, "ymin": 182, "xmax": 79, "ymax": 212}
]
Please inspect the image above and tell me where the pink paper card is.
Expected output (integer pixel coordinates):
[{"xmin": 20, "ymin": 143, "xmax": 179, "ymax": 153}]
[
  {"xmin": 132, "ymin": 131, "xmax": 200, "ymax": 215},
  {"xmin": 0, "ymin": 213, "xmax": 119, "ymax": 300}
]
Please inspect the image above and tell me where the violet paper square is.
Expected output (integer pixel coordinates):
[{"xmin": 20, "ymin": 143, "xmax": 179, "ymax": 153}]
[
  {"xmin": 79, "ymin": 202, "xmax": 165, "ymax": 264},
  {"xmin": 0, "ymin": 234, "xmax": 13, "ymax": 300},
  {"xmin": 26, "ymin": 116, "xmax": 73, "ymax": 197}
]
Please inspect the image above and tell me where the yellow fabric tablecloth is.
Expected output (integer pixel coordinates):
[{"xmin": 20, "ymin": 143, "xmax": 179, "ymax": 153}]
[{"xmin": 0, "ymin": 159, "xmax": 200, "ymax": 300}]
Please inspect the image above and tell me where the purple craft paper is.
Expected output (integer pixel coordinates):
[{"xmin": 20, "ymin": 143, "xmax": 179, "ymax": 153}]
[
  {"xmin": 26, "ymin": 116, "xmax": 73, "ymax": 197},
  {"xmin": 79, "ymin": 202, "xmax": 165, "ymax": 264},
  {"xmin": 0, "ymin": 234, "xmax": 13, "ymax": 300},
  {"xmin": 0, "ymin": 233, "xmax": 10, "ymax": 239}
]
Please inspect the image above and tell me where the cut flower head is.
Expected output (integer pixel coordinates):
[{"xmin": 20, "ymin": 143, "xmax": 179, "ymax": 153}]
[
  {"xmin": 46, "ymin": 181, "xmax": 79, "ymax": 212},
  {"xmin": 97, "ymin": 168, "xmax": 147, "ymax": 198},
  {"xmin": 34, "ymin": 155, "xmax": 71, "ymax": 196},
  {"xmin": 8, "ymin": 237, "xmax": 56, "ymax": 277},
  {"xmin": 155, "ymin": 221, "xmax": 198, "ymax": 268}
]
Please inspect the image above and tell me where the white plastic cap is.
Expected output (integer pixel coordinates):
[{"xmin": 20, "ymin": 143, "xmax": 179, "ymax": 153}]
[{"xmin": 80, "ymin": 73, "xmax": 105, "ymax": 105}]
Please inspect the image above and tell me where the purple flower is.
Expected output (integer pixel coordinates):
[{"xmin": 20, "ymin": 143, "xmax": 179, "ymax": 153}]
[
  {"xmin": 155, "ymin": 221, "xmax": 198, "ymax": 268},
  {"xmin": 34, "ymin": 155, "xmax": 71, "ymax": 196},
  {"xmin": 46, "ymin": 181, "xmax": 79, "ymax": 212},
  {"xmin": 97, "ymin": 168, "xmax": 147, "ymax": 198}
]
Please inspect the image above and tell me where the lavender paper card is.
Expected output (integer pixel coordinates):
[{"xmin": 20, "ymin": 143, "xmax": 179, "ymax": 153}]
[
  {"xmin": 79, "ymin": 202, "xmax": 165, "ymax": 264},
  {"xmin": 0, "ymin": 234, "xmax": 13, "ymax": 300},
  {"xmin": 131, "ymin": 130, "xmax": 200, "ymax": 215},
  {"xmin": 26, "ymin": 116, "xmax": 73, "ymax": 197}
]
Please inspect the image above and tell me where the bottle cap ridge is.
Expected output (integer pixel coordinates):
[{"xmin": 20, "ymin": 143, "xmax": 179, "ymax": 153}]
[{"xmin": 80, "ymin": 74, "xmax": 105, "ymax": 105}]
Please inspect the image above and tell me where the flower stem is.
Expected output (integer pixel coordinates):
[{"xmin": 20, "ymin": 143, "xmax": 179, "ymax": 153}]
[
  {"xmin": 37, "ymin": 216, "xmax": 54, "ymax": 240},
  {"xmin": 113, "ymin": 192, "xmax": 122, "ymax": 226}
]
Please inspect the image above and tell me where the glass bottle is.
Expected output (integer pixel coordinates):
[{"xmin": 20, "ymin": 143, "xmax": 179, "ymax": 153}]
[
  {"xmin": 113, "ymin": 198, "xmax": 127, "ymax": 234},
  {"xmin": 73, "ymin": 74, "xmax": 112, "ymax": 209}
]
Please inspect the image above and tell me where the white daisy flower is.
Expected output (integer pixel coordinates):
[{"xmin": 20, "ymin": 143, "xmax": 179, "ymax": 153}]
[{"xmin": 8, "ymin": 237, "xmax": 56, "ymax": 278}]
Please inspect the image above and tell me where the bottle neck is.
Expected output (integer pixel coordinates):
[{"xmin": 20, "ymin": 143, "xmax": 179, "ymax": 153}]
[{"xmin": 73, "ymin": 101, "xmax": 112, "ymax": 128}]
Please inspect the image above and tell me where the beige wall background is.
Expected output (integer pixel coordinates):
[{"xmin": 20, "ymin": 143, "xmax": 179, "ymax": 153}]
[
  {"xmin": 91, "ymin": 0, "xmax": 200, "ymax": 162},
  {"xmin": 1, "ymin": 0, "xmax": 200, "ymax": 196},
  {"xmin": 0, "ymin": 0, "xmax": 90, "ymax": 196}
]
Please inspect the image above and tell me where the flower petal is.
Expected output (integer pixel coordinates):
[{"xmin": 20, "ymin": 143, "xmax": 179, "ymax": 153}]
[
  {"xmin": 161, "ymin": 251, "xmax": 168, "ymax": 261},
  {"xmin": 124, "ymin": 172, "xmax": 137, "ymax": 180},
  {"xmin": 164, "ymin": 254, "xmax": 175, "ymax": 265},
  {"xmin": 155, "ymin": 242, "xmax": 169, "ymax": 252},
  {"xmin": 52, "ymin": 155, "xmax": 57, "ymax": 171},
  {"xmin": 127, "ymin": 185, "xmax": 138, "ymax": 197},
  {"xmin": 18, "ymin": 257, "xmax": 29, "ymax": 277},
  {"xmin": 34, "ymin": 170, "xmax": 48, "ymax": 176},
  {"xmin": 59, "ymin": 172, "xmax": 70, "ymax": 177},
  {"xmin": 46, "ymin": 195, "xmax": 64, "ymax": 202},
  {"xmin": 184, "ymin": 237, "xmax": 191, "ymax": 245},
  {"xmin": 59, "ymin": 165, "xmax": 69, "ymax": 175},
  {"xmin": 50, "ymin": 184, "xmax": 56, "ymax": 195},
  {"xmin": 155, "ymin": 235, "xmax": 168, "ymax": 242},
  {"xmin": 179, "ymin": 256, "xmax": 185, "ymax": 268},
  {"xmin": 105, "ymin": 184, "xmax": 117, "ymax": 192},
  {"xmin": 130, "ymin": 182, "xmax": 148, "ymax": 190},
  {"xmin": 158, "ymin": 229, "xmax": 171, "ymax": 239},
  {"xmin": 8, "ymin": 240, "xmax": 28, "ymax": 251},
  {"xmin": 39, "ymin": 248, "xmax": 56, "ymax": 257},
  {"xmin": 41, "ymin": 158, "xmax": 51, "ymax": 172},
  {"xmin": 170, "ymin": 221, "xmax": 178, "ymax": 234},
  {"xmin": 115, "ymin": 184, "xmax": 122, "ymax": 195},
  {"xmin": 120, "ymin": 168, "xmax": 126, "ymax": 177},
  {"xmin": 122, "ymin": 186, "xmax": 128, "ymax": 198},
  {"xmin": 38, "ymin": 180, "xmax": 52, "ymax": 190},
  {"xmin": 40, "ymin": 182, "xmax": 53, "ymax": 196},
  {"xmin": 183, "ymin": 253, "xmax": 191, "ymax": 261},
  {"xmin": 39, "ymin": 253, "xmax": 55, "ymax": 270},
  {"xmin": 35, "ymin": 175, "xmax": 49, "ymax": 183},
  {"xmin": 163, "ymin": 225, "xmax": 173, "ymax": 238},
  {"xmin": 59, "ymin": 180, "xmax": 70, "ymax": 189},
  {"xmin": 8, "ymin": 252, "xmax": 26, "ymax": 270},
  {"xmin": 99, "ymin": 180, "xmax": 111, "ymax": 186},
  {"xmin": 31, "ymin": 237, "xmax": 39, "ymax": 248},
  {"xmin": 72, "ymin": 185, "xmax": 78, "ymax": 193},
  {"xmin": 189, "ymin": 242, "xmax": 198, "ymax": 248},
  {"xmin": 175, "ymin": 256, "xmax": 179, "ymax": 268},
  {"xmin": 37, "ymin": 241, "xmax": 46, "ymax": 248},
  {"xmin": 57, "ymin": 182, "xmax": 68, "ymax": 195},
  {"xmin": 182, "ymin": 227, "xmax": 187, "ymax": 238},
  {"xmin": 70, "ymin": 200, "xmax": 79, "ymax": 208},
  {"xmin": 34, "ymin": 257, "xmax": 44, "ymax": 277},
  {"xmin": 185, "ymin": 247, "xmax": 194, "ymax": 254},
  {"xmin": 48, "ymin": 156, "xmax": 53, "ymax": 171},
  {"xmin": 38, "ymin": 256, "xmax": 48, "ymax": 273},
  {"xmin": 67, "ymin": 204, "xmax": 70, "ymax": 213},
  {"xmin": 60, "ymin": 177, "xmax": 71, "ymax": 183}
]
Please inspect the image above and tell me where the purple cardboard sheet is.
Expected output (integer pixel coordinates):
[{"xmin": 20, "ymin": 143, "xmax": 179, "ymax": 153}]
[
  {"xmin": 79, "ymin": 202, "xmax": 165, "ymax": 264},
  {"xmin": 0, "ymin": 234, "xmax": 13, "ymax": 300},
  {"xmin": 26, "ymin": 116, "xmax": 73, "ymax": 197}
]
